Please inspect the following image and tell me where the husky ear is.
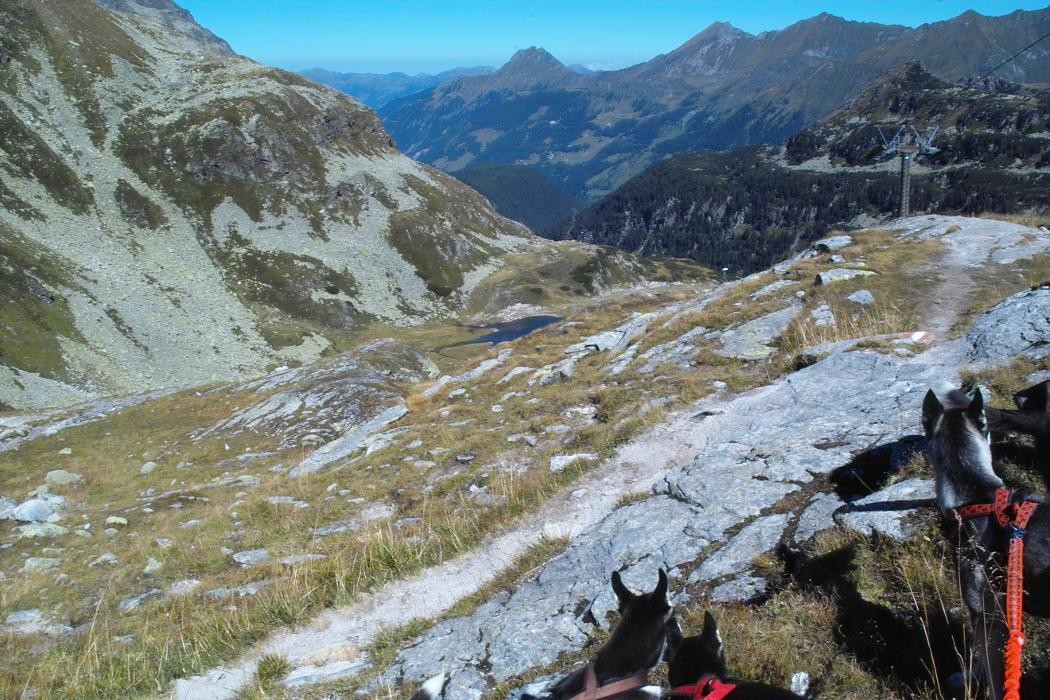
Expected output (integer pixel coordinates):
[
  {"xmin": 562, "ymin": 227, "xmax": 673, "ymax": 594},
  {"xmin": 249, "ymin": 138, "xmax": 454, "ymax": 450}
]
[
  {"xmin": 967, "ymin": 388, "xmax": 988, "ymax": 433},
  {"xmin": 653, "ymin": 568, "xmax": 669, "ymax": 605},
  {"xmin": 700, "ymin": 611, "xmax": 724, "ymax": 660},
  {"xmin": 922, "ymin": 390, "xmax": 943, "ymax": 437},
  {"xmin": 611, "ymin": 571, "xmax": 634, "ymax": 608}
]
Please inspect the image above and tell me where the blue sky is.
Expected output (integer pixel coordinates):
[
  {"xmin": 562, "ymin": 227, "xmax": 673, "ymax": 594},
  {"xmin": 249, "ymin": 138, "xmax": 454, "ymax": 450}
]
[{"xmin": 178, "ymin": 1, "xmax": 1050, "ymax": 74}]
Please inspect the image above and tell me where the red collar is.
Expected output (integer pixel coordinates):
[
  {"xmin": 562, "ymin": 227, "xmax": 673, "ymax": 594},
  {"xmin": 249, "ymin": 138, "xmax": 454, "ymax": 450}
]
[{"xmin": 670, "ymin": 674, "xmax": 737, "ymax": 699}]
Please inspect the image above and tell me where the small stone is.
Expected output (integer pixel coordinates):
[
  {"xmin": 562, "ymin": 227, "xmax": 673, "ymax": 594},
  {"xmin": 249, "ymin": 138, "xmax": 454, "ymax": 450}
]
[
  {"xmin": 57, "ymin": 447, "xmax": 72, "ymax": 456},
  {"xmin": 104, "ymin": 528, "xmax": 118, "ymax": 537},
  {"xmin": 795, "ymin": 290, "xmax": 806, "ymax": 300},
  {"xmin": 810, "ymin": 303, "xmax": 836, "ymax": 328},
  {"xmin": 829, "ymin": 254, "xmax": 846, "ymax": 263},
  {"xmin": 491, "ymin": 404, "xmax": 504, "ymax": 413},
  {"xmin": 1, "ymin": 609, "xmax": 70, "ymax": 636},
  {"xmin": 22, "ymin": 557, "xmax": 60, "ymax": 573},
  {"xmin": 448, "ymin": 388, "xmax": 467, "ymax": 399},
  {"xmin": 118, "ymin": 589, "xmax": 162, "ymax": 613},
  {"xmin": 143, "ymin": 557, "xmax": 162, "ymax": 575},
  {"xmin": 139, "ymin": 461, "xmax": 157, "ymax": 476},
  {"xmin": 89, "ymin": 552, "xmax": 118, "ymax": 567},
  {"xmin": 455, "ymin": 453, "xmax": 476, "ymax": 464},
  {"xmin": 105, "ymin": 516, "xmax": 128, "ymax": 527},
  {"xmin": 168, "ymin": 579, "xmax": 201, "ymax": 596},
  {"xmin": 847, "ymin": 289, "xmax": 875, "ymax": 306},
  {"xmin": 311, "ymin": 518, "xmax": 361, "ymax": 536},
  {"xmin": 232, "ymin": 549, "xmax": 271, "ymax": 567},
  {"xmin": 156, "ymin": 538, "xmax": 173, "ymax": 549},
  {"xmin": 45, "ymin": 470, "xmax": 83, "ymax": 487},
  {"xmin": 394, "ymin": 517, "xmax": 423, "ymax": 530},
  {"xmin": 15, "ymin": 522, "xmax": 69, "ymax": 539},
  {"xmin": 549, "ymin": 453, "xmax": 598, "ymax": 473}
]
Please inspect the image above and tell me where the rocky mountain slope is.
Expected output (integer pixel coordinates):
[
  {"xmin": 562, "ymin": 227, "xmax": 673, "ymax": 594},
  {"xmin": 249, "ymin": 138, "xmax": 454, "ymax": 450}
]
[
  {"xmin": 548, "ymin": 63, "xmax": 1050, "ymax": 273},
  {"xmin": 299, "ymin": 66, "xmax": 496, "ymax": 109},
  {"xmin": 382, "ymin": 9, "xmax": 1050, "ymax": 207},
  {"xmin": 0, "ymin": 0, "xmax": 675, "ymax": 412},
  {"xmin": 2, "ymin": 214, "xmax": 1049, "ymax": 699}
]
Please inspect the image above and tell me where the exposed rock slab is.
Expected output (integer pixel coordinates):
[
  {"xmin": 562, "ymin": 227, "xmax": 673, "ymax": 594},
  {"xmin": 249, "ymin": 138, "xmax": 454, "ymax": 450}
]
[
  {"xmin": 289, "ymin": 403, "xmax": 409, "ymax": 478},
  {"xmin": 965, "ymin": 288, "xmax": 1050, "ymax": 364},
  {"xmin": 716, "ymin": 305, "xmax": 801, "ymax": 360}
]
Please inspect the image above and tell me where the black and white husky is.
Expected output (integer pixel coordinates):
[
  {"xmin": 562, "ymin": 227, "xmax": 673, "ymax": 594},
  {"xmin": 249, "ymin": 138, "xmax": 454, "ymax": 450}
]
[
  {"xmin": 923, "ymin": 387, "xmax": 1050, "ymax": 700},
  {"xmin": 523, "ymin": 569, "xmax": 673, "ymax": 699},
  {"xmin": 665, "ymin": 611, "xmax": 804, "ymax": 699}
]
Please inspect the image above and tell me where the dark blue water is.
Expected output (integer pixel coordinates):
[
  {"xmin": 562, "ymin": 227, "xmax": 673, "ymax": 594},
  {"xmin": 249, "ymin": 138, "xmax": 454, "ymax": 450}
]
[{"xmin": 457, "ymin": 314, "xmax": 563, "ymax": 346}]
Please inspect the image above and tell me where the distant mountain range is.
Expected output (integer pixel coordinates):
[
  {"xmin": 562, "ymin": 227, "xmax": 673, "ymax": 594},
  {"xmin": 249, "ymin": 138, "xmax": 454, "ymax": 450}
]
[
  {"xmin": 381, "ymin": 8, "xmax": 1050, "ymax": 213},
  {"xmin": 547, "ymin": 63, "xmax": 1050, "ymax": 273},
  {"xmin": 300, "ymin": 66, "xmax": 495, "ymax": 109},
  {"xmin": 301, "ymin": 62, "xmax": 600, "ymax": 110}
]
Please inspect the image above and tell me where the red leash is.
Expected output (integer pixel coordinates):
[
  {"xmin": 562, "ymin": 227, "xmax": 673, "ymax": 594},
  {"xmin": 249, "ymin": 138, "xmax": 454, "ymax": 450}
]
[
  {"xmin": 669, "ymin": 674, "xmax": 737, "ymax": 699},
  {"xmin": 952, "ymin": 487, "xmax": 1039, "ymax": 700}
]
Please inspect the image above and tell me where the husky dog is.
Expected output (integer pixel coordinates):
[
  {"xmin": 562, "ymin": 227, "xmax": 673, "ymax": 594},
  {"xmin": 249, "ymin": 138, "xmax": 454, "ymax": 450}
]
[
  {"xmin": 923, "ymin": 388, "xmax": 1050, "ymax": 700},
  {"xmin": 1013, "ymin": 379, "xmax": 1050, "ymax": 412},
  {"xmin": 985, "ymin": 380, "xmax": 1050, "ymax": 488},
  {"xmin": 523, "ymin": 569, "xmax": 673, "ymax": 699},
  {"xmin": 666, "ymin": 611, "xmax": 803, "ymax": 699}
]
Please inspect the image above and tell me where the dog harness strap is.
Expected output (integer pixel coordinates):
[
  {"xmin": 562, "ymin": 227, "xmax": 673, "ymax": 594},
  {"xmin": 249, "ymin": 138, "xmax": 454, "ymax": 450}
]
[
  {"xmin": 567, "ymin": 665, "xmax": 650, "ymax": 700},
  {"xmin": 668, "ymin": 674, "xmax": 737, "ymax": 699},
  {"xmin": 1003, "ymin": 500, "xmax": 1038, "ymax": 700},
  {"xmin": 950, "ymin": 487, "xmax": 1039, "ymax": 700}
]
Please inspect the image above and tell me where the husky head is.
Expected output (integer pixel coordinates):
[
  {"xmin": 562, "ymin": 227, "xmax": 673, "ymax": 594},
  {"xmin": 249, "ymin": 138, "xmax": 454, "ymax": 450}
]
[
  {"xmin": 666, "ymin": 611, "xmax": 727, "ymax": 688},
  {"xmin": 600, "ymin": 568, "xmax": 676, "ymax": 674},
  {"xmin": 1014, "ymin": 379, "xmax": 1050, "ymax": 412},
  {"xmin": 922, "ymin": 387, "xmax": 1002, "ymax": 510}
]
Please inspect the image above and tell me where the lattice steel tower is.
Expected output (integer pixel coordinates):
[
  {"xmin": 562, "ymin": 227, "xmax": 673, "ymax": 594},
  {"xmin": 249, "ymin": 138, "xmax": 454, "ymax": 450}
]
[{"xmin": 877, "ymin": 125, "xmax": 939, "ymax": 218}]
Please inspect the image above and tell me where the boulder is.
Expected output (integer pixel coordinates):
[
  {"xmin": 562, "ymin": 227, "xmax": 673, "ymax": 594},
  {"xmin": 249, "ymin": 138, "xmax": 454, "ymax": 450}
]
[
  {"xmin": 815, "ymin": 269, "xmax": 876, "ymax": 285},
  {"xmin": 847, "ymin": 289, "xmax": 875, "ymax": 306},
  {"xmin": 45, "ymin": 470, "xmax": 83, "ymax": 487},
  {"xmin": 563, "ymin": 313, "xmax": 657, "ymax": 355},
  {"xmin": 814, "ymin": 235, "xmax": 853, "ymax": 252},
  {"xmin": 12, "ymin": 495, "xmax": 64, "ymax": 522},
  {"xmin": 16, "ymin": 522, "xmax": 69, "ymax": 539}
]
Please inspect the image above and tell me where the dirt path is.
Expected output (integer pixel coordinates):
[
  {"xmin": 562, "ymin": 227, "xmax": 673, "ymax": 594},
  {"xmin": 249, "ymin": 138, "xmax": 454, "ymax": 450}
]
[{"xmin": 172, "ymin": 406, "xmax": 721, "ymax": 698}]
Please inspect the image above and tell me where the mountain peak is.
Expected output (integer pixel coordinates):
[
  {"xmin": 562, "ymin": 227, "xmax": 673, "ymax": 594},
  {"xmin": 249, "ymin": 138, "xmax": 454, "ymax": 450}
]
[{"xmin": 501, "ymin": 47, "xmax": 567, "ymax": 74}]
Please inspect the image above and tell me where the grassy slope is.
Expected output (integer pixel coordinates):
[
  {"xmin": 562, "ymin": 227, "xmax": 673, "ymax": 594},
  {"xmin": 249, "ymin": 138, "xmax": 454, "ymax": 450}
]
[{"xmin": 3, "ymin": 226, "xmax": 1017, "ymax": 697}]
